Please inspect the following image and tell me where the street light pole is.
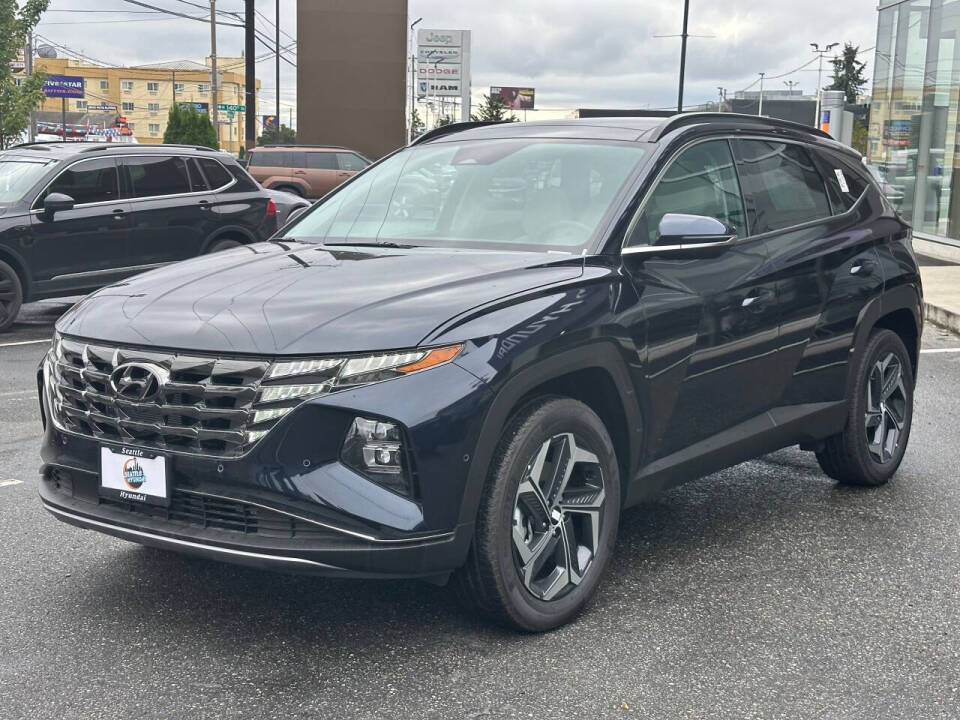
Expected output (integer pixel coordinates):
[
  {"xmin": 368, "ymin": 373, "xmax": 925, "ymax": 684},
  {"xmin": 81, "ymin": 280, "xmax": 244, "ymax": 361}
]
[
  {"xmin": 275, "ymin": 0, "xmax": 280, "ymax": 130},
  {"xmin": 677, "ymin": 0, "xmax": 690, "ymax": 113},
  {"xmin": 409, "ymin": 17, "xmax": 422, "ymax": 141},
  {"xmin": 811, "ymin": 41, "xmax": 838, "ymax": 129},
  {"xmin": 758, "ymin": 72, "xmax": 766, "ymax": 116},
  {"xmin": 210, "ymin": 0, "xmax": 218, "ymax": 136},
  {"xmin": 784, "ymin": 80, "xmax": 798, "ymax": 97}
]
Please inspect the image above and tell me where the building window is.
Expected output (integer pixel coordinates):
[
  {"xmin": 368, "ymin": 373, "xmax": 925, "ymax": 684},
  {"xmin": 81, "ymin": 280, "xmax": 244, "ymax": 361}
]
[
  {"xmin": 198, "ymin": 84, "xmax": 209, "ymax": 94},
  {"xmin": 13, "ymin": 77, "xmax": 21, "ymax": 87},
  {"xmin": 122, "ymin": 80, "xmax": 134, "ymax": 92},
  {"xmin": 174, "ymin": 82, "xmax": 184, "ymax": 93},
  {"xmin": 147, "ymin": 81, "xmax": 159, "ymax": 93},
  {"xmin": 100, "ymin": 80, "xmax": 109, "ymax": 90},
  {"xmin": 148, "ymin": 102, "xmax": 160, "ymax": 114},
  {"xmin": 122, "ymin": 102, "xmax": 135, "ymax": 112},
  {"xmin": 148, "ymin": 123, "xmax": 161, "ymax": 135},
  {"xmin": 76, "ymin": 100, "xmax": 88, "ymax": 111}
]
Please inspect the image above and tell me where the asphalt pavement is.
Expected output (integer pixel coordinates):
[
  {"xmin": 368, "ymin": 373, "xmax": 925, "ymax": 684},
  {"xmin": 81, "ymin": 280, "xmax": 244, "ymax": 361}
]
[{"xmin": 0, "ymin": 301, "xmax": 958, "ymax": 719}]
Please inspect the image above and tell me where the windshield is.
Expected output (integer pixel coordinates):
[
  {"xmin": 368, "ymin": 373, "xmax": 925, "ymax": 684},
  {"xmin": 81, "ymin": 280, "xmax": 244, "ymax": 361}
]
[
  {"xmin": 0, "ymin": 158, "xmax": 56, "ymax": 206},
  {"xmin": 285, "ymin": 139, "xmax": 647, "ymax": 253}
]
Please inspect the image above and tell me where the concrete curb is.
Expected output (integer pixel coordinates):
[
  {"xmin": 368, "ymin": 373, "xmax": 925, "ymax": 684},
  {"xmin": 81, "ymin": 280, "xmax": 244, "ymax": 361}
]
[{"xmin": 924, "ymin": 302, "xmax": 960, "ymax": 336}]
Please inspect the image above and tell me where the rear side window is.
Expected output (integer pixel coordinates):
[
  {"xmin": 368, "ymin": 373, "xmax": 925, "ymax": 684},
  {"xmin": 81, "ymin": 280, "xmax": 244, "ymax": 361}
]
[
  {"xmin": 734, "ymin": 140, "xmax": 831, "ymax": 235},
  {"xmin": 813, "ymin": 150, "xmax": 870, "ymax": 214},
  {"xmin": 195, "ymin": 158, "xmax": 233, "ymax": 190},
  {"xmin": 336, "ymin": 153, "xmax": 368, "ymax": 172},
  {"xmin": 42, "ymin": 158, "xmax": 120, "ymax": 206},
  {"xmin": 628, "ymin": 139, "xmax": 746, "ymax": 246},
  {"xmin": 306, "ymin": 153, "xmax": 337, "ymax": 170},
  {"xmin": 249, "ymin": 151, "xmax": 289, "ymax": 168},
  {"xmin": 125, "ymin": 156, "xmax": 192, "ymax": 198}
]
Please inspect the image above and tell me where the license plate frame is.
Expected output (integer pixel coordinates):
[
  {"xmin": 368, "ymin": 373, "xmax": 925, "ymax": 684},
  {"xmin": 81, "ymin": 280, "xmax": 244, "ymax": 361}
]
[{"xmin": 99, "ymin": 445, "xmax": 170, "ymax": 507}]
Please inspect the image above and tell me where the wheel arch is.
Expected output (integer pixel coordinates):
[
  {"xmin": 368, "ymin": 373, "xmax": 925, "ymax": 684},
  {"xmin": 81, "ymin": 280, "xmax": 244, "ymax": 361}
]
[
  {"xmin": 202, "ymin": 225, "xmax": 257, "ymax": 253},
  {"xmin": 847, "ymin": 285, "xmax": 922, "ymax": 397},
  {"xmin": 457, "ymin": 342, "xmax": 642, "ymax": 529},
  {"xmin": 0, "ymin": 245, "xmax": 30, "ymax": 301}
]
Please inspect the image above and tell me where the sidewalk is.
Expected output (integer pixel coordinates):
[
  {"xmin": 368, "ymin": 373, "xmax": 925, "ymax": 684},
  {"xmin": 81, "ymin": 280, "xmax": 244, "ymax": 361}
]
[{"xmin": 919, "ymin": 259, "xmax": 960, "ymax": 335}]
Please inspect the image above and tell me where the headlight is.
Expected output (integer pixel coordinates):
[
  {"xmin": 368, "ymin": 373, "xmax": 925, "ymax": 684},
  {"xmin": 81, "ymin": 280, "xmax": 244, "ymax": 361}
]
[{"xmin": 245, "ymin": 343, "xmax": 463, "ymax": 443}]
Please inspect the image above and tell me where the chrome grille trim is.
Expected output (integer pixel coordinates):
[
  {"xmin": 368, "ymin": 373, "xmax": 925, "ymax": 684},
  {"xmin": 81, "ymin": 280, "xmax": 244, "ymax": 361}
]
[{"xmin": 48, "ymin": 337, "xmax": 273, "ymax": 458}]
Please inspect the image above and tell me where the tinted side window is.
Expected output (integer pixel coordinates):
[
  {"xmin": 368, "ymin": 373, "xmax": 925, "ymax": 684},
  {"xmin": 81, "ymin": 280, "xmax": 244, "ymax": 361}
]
[
  {"xmin": 306, "ymin": 153, "xmax": 337, "ymax": 170},
  {"xmin": 196, "ymin": 158, "xmax": 233, "ymax": 189},
  {"xmin": 336, "ymin": 153, "xmax": 368, "ymax": 172},
  {"xmin": 251, "ymin": 152, "xmax": 289, "ymax": 168},
  {"xmin": 186, "ymin": 158, "xmax": 209, "ymax": 192},
  {"xmin": 629, "ymin": 139, "xmax": 745, "ymax": 246},
  {"xmin": 43, "ymin": 158, "xmax": 120, "ymax": 206},
  {"xmin": 814, "ymin": 150, "xmax": 870, "ymax": 214},
  {"xmin": 126, "ymin": 156, "xmax": 192, "ymax": 198},
  {"xmin": 734, "ymin": 140, "xmax": 831, "ymax": 234}
]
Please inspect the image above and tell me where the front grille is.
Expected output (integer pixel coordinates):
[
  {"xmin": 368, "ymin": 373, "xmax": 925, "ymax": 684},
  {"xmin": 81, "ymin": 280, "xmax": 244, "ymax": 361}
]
[
  {"xmin": 48, "ymin": 337, "xmax": 272, "ymax": 457},
  {"xmin": 100, "ymin": 490, "xmax": 339, "ymax": 540}
]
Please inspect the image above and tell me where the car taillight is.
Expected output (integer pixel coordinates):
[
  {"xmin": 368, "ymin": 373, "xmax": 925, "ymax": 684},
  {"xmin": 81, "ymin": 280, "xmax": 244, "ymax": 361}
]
[{"xmin": 266, "ymin": 199, "xmax": 277, "ymax": 217}]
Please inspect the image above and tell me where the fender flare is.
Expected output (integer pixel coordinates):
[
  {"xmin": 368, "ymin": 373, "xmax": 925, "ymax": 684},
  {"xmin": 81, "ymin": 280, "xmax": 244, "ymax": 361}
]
[
  {"xmin": 203, "ymin": 225, "xmax": 258, "ymax": 253},
  {"xmin": 0, "ymin": 245, "xmax": 31, "ymax": 301},
  {"xmin": 455, "ymin": 341, "xmax": 643, "ymax": 529}
]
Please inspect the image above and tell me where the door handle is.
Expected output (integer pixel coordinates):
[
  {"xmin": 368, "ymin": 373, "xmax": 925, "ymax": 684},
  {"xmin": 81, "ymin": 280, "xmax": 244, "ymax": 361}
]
[
  {"xmin": 112, "ymin": 209, "xmax": 126, "ymax": 220},
  {"xmin": 198, "ymin": 200, "xmax": 211, "ymax": 210},
  {"xmin": 741, "ymin": 288, "xmax": 774, "ymax": 311},
  {"xmin": 850, "ymin": 259, "xmax": 876, "ymax": 276},
  {"xmin": 293, "ymin": 170, "xmax": 307, "ymax": 175}
]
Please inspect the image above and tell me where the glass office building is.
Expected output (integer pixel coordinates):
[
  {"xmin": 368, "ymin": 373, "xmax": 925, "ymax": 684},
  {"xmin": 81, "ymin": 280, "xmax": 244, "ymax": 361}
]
[{"xmin": 870, "ymin": 0, "xmax": 960, "ymax": 244}]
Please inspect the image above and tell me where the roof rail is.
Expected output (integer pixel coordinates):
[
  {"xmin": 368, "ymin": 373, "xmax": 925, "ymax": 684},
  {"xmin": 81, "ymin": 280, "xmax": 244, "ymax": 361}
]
[
  {"xmin": 76, "ymin": 143, "xmax": 219, "ymax": 153},
  {"xmin": 257, "ymin": 144, "xmax": 350, "ymax": 150},
  {"xmin": 410, "ymin": 120, "xmax": 511, "ymax": 146},
  {"xmin": 652, "ymin": 112, "xmax": 833, "ymax": 141},
  {"xmin": 7, "ymin": 142, "xmax": 56, "ymax": 150}
]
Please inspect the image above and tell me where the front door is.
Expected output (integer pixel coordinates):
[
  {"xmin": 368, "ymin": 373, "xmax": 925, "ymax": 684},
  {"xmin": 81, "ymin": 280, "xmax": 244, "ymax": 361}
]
[
  {"xmin": 303, "ymin": 152, "xmax": 341, "ymax": 198},
  {"xmin": 621, "ymin": 138, "xmax": 782, "ymax": 462},
  {"xmin": 29, "ymin": 157, "xmax": 133, "ymax": 293}
]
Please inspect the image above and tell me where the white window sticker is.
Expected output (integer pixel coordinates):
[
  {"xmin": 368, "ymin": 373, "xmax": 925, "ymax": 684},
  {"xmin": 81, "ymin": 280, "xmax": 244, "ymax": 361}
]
[{"xmin": 834, "ymin": 168, "xmax": 850, "ymax": 193}]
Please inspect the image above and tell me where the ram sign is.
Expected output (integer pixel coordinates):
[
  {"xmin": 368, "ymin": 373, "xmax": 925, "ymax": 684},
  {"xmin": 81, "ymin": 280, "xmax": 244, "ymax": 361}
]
[{"xmin": 417, "ymin": 28, "xmax": 472, "ymax": 120}]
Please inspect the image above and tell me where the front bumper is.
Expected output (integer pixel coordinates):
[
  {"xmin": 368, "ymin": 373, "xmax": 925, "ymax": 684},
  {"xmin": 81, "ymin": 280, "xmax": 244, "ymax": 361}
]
[{"xmin": 39, "ymin": 358, "xmax": 492, "ymax": 580}]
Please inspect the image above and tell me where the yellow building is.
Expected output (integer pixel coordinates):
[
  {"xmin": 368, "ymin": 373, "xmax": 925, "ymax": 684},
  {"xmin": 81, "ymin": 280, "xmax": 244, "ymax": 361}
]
[{"xmin": 30, "ymin": 56, "xmax": 259, "ymax": 154}]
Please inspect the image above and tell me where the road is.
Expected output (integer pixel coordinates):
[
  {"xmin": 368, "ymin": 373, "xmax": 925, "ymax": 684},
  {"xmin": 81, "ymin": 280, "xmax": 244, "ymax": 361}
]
[{"xmin": 0, "ymin": 300, "xmax": 958, "ymax": 719}]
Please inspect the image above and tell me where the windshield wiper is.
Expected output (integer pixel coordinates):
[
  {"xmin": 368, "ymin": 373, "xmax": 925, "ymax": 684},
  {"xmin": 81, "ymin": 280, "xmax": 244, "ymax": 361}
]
[{"xmin": 322, "ymin": 241, "xmax": 417, "ymax": 249}]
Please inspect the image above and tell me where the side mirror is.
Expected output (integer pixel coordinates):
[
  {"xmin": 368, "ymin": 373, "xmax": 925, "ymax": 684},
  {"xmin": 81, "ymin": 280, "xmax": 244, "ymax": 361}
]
[
  {"xmin": 655, "ymin": 213, "xmax": 736, "ymax": 246},
  {"xmin": 285, "ymin": 205, "xmax": 309, "ymax": 225},
  {"xmin": 42, "ymin": 193, "xmax": 75, "ymax": 218}
]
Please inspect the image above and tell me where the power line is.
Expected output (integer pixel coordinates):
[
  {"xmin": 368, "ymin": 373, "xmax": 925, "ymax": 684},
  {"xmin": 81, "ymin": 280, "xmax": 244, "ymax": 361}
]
[{"xmin": 119, "ymin": 0, "xmax": 243, "ymax": 27}]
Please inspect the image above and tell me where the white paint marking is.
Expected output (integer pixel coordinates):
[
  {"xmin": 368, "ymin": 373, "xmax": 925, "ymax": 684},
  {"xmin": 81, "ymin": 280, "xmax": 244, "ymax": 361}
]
[
  {"xmin": 0, "ymin": 479, "xmax": 23, "ymax": 488},
  {"xmin": 920, "ymin": 348, "xmax": 960, "ymax": 354},
  {"xmin": 0, "ymin": 339, "xmax": 51, "ymax": 348}
]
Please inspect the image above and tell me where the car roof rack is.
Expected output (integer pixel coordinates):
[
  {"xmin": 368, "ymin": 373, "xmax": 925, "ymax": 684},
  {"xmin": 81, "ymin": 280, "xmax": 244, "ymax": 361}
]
[
  {"xmin": 73, "ymin": 143, "xmax": 220, "ymax": 153},
  {"xmin": 652, "ymin": 112, "xmax": 833, "ymax": 141},
  {"xmin": 410, "ymin": 120, "xmax": 511, "ymax": 146},
  {"xmin": 257, "ymin": 144, "xmax": 350, "ymax": 150}
]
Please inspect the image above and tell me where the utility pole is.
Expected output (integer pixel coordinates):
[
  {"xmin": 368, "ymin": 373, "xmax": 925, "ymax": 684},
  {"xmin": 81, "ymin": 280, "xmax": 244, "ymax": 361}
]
[
  {"xmin": 811, "ymin": 41, "xmax": 838, "ymax": 128},
  {"xmin": 758, "ymin": 72, "xmax": 766, "ymax": 116},
  {"xmin": 245, "ymin": 0, "xmax": 256, "ymax": 151},
  {"xmin": 25, "ymin": 31, "xmax": 34, "ymax": 142},
  {"xmin": 677, "ymin": 0, "xmax": 690, "ymax": 113},
  {"xmin": 409, "ymin": 17, "xmax": 422, "ymax": 141},
  {"xmin": 717, "ymin": 86, "xmax": 725, "ymax": 112},
  {"xmin": 210, "ymin": 0, "xmax": 219, "ymax": 139},
  {"xmin": 275, "ymin": 0, "xmax": 280, "ymax": 129}
]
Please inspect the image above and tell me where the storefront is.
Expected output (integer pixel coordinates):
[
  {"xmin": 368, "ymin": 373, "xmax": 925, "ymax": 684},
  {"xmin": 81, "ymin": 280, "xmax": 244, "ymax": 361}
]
[{"xmin": 870, "ymin": 0, "xmax": 960, "ymax": 248}]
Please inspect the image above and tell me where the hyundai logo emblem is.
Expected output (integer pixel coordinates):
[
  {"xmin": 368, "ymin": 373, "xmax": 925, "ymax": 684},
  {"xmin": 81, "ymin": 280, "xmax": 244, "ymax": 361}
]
[{"xmin": 109, "ymin": 362, "xmax": 169, "ymax": 402}]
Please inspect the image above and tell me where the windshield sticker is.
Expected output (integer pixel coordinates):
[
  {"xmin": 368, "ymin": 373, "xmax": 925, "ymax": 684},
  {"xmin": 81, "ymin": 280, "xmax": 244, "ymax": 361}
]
[{"xmin": 835, "ymin": 169, "xmax": 850, "ymax": 193}]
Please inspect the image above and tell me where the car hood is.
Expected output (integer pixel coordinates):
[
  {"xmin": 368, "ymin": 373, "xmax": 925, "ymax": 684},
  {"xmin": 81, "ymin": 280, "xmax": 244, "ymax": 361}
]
[{"xmin": 56, "ymin": 242, "xmax": 584, "ymax": 355}]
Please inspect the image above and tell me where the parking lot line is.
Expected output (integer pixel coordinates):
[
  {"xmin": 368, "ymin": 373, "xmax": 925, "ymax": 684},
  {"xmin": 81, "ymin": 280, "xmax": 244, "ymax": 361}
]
[
  {"xmin": 920, "ymin": 347, "xmax": 960, "ymax": 354},
  {"xmin": 0, "ymin": 479, "xmax": 23, "ymax": 488},
  {"xmin": 0, "ymin": 339, "xmax": 50, "ymax": 348}
]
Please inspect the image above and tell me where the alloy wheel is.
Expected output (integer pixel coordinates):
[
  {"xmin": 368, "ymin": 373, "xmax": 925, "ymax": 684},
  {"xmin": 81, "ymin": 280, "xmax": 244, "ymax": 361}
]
[
  {"xmin": 0, "ymin": 271, "xmax": 16, "ymax": 326},
  {"xmin": 511, "ymin": 433, "xmax": 606, "ymax": 601},
  {"xmin": 865, "ymin": 352, "xmax": 907, "ymax": 464}
]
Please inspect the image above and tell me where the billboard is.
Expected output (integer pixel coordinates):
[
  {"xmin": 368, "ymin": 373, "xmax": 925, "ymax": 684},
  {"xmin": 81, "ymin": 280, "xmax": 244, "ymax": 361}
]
[
  {"xmin": 178, "ymin": 101, "xmax": 209, "ymax": 114},
  {"xmin": 263, "ymin": 115, "xmax": 278, "ymax": 130},
  {"xmin": 883, "ymin": 119, "xmax": 912, "ymax": 147},
  {"xmin": 43, "ymin": 75, "xmax": 84, "ymax": 99},
  {"xmin": 491, "ymin": 86, "xmax": 535, "ymax": 110},
  {"xmin": 417, "ymin": 28, "xmax": 471, "ymax": 119}
]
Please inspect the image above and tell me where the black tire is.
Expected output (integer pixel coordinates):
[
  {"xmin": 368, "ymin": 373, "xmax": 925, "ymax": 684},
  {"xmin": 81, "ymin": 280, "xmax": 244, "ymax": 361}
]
[
  {"xmin": 816, "ymin": 329, "xmax": 914, "ymax": 486},
  {"xmin": 0, "ymin": 259, "xmax": 23, "ymax": 333},
  {"xmin": 454, "ymin": 397, "xmax": 621, "ymax": 632},
  {"xmin": 206, "ymin": 238, "xmax": 243, "ymax": 254},
  {"xmin": 276, "ymin": 184, "xmax": 304, "ymax": 197}
]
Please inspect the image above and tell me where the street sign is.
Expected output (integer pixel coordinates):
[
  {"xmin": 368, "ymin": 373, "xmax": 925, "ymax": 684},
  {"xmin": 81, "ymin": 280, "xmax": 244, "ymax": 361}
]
[
  {"xmin": 43, "ymin": 75, "xmax": 84, "ymax": 99},
  {"xmin": 87, "ymin": 103, "xmax": 118, "ymax": 112},
  {"xmin": 227, "ymin": 111, "xmax": 235, "ymax": 120},
  {"xmin": 217, "ymin": 103, "xmax": 245, "ymax": 113}
]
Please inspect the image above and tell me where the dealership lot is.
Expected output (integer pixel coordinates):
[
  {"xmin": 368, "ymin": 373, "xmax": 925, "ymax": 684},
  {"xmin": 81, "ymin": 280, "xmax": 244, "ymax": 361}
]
[{"xmin": 0, "ymin": 301, "xmax": 958, "ymax": 719}]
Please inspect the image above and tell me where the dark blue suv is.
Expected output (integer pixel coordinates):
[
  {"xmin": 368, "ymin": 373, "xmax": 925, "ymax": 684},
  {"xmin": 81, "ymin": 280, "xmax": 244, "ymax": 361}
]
[{"xmin": 38, "ymin": 115, "xmax": 922, "ymax": 631}]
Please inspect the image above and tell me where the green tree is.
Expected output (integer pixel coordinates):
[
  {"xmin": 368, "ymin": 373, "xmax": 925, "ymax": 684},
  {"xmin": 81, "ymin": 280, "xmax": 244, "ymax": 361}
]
[
  {"xmin": 162, "ymin": 103, "xmax": 184, "ymax": 144},
  {"xmin": 436, "ymin": 115, "xmax": 455, "ymax": 127},
  {"xmin": 827, "ymin": 43, "xmax": 868, "ymax": 104},
  {"xmin": 164, "ymin": 104, "xmax": 219, "ymax": 150},
  {"xmin": 409, "ymin": 107, "xmax": 424, "ymax": 141},
  {"xmin": 851, "ymin": 121, "xmax": 868, "ymax": 155},
  {"xmin": 470, "ymin": 94, "xmax": 517, "ymax": 123},
  {"xmin": 0, "ymin": 0, "xmax": 49, "ymax": 149},
  {"xmin": 258, "ymin": 122, "xmax": 296, "ymax": 145}
]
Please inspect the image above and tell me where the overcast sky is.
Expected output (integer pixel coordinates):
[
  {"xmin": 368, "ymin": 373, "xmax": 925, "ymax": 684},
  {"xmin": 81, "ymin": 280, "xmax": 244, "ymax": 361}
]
[{"xmin": 36, "ymin": 0, "xmax": 880, "ymax": 124}]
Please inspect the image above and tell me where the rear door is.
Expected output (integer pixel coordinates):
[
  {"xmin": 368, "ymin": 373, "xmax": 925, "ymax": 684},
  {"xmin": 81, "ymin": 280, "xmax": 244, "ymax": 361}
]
[
  {"xmin": 247, "ymin": 150, "xmax": 293, "ymax": 191},
  {"xmin": 622, "ymin": 138, "xmax": 782, "ymax": 460},
  {"xmin": 731, "ymin": 138, "xmax": 884, "ymax": 408},
  {"xmin": 28, "ymin": 157, "xmax": 133, "ymax": 289},
  {"xmin": 303, "ymin": 152, "xmax": 339, "ymax": 197},
  {"xmin": 335, "ymin": 151, "xmax": 369, "ymax": 186},
  {"xmin": 122, "ymin": 155, "xmax": 208, "ymax": 266}
]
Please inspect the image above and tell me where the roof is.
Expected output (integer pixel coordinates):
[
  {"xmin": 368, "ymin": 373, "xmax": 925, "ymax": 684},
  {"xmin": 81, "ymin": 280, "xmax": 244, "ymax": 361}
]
[
  {"xmin": 132, "ymin": 60, "xmax": 211, "ymax": 72},
  {"xmin": 3, "ymin": 142, "xmax": 230, "ymax": 160}
]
